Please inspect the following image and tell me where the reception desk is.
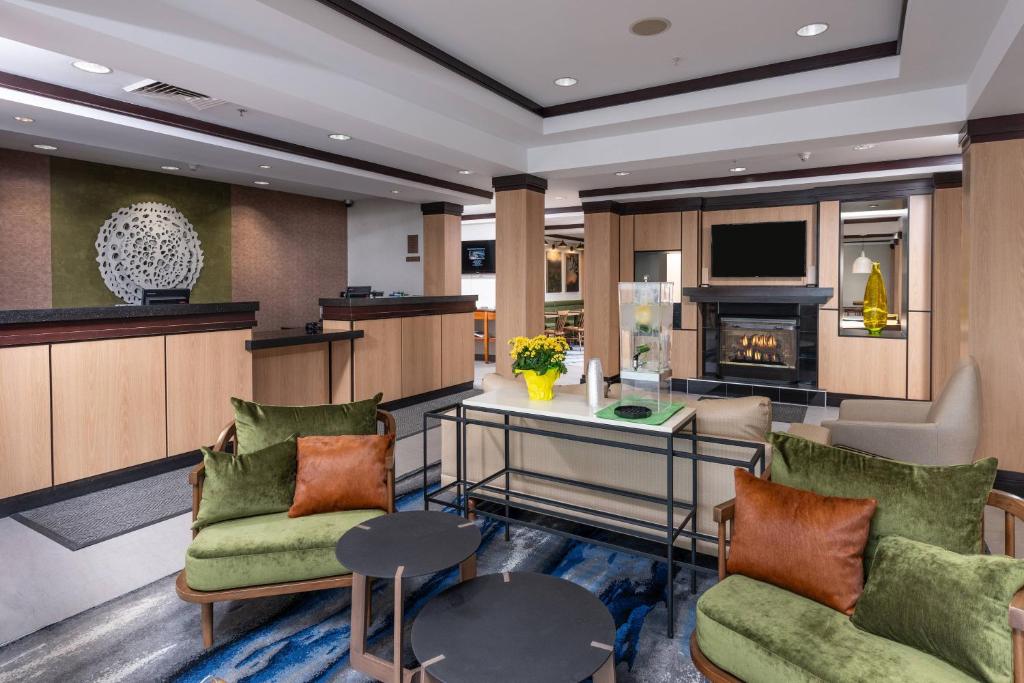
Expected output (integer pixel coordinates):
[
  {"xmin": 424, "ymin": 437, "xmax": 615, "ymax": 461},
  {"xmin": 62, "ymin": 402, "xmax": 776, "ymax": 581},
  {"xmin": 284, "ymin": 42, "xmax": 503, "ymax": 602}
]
[
  {"xmin": 0, "ymin": 302, "xmax": 257, "ymax": 503},
  {"xmin": 320, "ymin": 295, "xmax": 477, "ymax": 404}
]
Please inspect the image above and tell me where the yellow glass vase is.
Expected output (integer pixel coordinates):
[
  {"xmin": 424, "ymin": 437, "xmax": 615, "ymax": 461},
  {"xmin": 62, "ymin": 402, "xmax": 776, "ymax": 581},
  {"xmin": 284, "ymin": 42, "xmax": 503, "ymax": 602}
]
[
  {"xmin": 519, "ymin": 368, "xmax": 560, "ymax": 400},
  {"xmin": 862, "ymin": 261, "xmax": 888, "ymax": 336}
]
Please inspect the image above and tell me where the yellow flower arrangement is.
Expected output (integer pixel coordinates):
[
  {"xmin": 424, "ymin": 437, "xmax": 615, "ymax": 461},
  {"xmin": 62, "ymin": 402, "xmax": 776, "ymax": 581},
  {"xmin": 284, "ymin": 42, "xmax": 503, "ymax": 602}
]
[{"xmin": 508, "ymin": 334, "xmax": 569, "ymax": 375}]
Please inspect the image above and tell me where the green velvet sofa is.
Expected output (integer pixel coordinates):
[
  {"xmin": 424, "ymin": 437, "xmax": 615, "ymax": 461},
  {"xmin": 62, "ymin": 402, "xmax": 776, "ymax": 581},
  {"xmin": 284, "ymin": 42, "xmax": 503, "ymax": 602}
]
[
  {"xmin": 691, "ymin": 486, "xmax": 1024, "ymax": 683},
  {"xmin": 175, "ymin": 410, "xmax": 396, "ymax": 648}
]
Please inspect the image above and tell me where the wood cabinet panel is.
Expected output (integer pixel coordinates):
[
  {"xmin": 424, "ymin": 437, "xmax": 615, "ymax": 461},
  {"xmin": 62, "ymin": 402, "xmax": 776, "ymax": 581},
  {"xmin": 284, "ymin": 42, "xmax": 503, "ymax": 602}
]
[
  {"xmin": 671, "ymin": 330, "xmax": 699, "ymax": 379},
  {"xmin": 681, "ymin": 211, "xmax": 700, "ymax": 330},
  {"xmin": 0, "ymin": 345, "xmax": 51, "ymax": 497},
  {"xmin": 618, "ymin": 215, "xmax": 634, "ymax": 281},
  {"xmin": 909, "ymin": 194, "xmax": 933, "ymax": 312},
  {"xmin": 907, "ymin": 311, "xmax": 931, "ymax": 401},
  {"xmin": 817, "ymin": 310, "xmax": 906, "ymax": 398},
  {"xmin": 441, "ymin": 312, "xmax": 475, "ymax": 387},
  {"xmin": 330, "ymin": 338, "xmax": 354, "ymax": 405},
  {"xmin": 402, "ymin": 315, "xmax": 443, "ymax": 398},
  {"xmin": 931, "ymin": 187, "xmax": 965, "ymax": 394},
  {"xmin": 634, "ymin": 212, "xmax": 682, "ymax": 252},
  {"xmin": 352, "ymin": 318, "xmax": 402, "ymax": 402},
  {"xmin": 817, "ymin": 201, "xmax": 840, "ymax": 309},
  {"xmin": 702, "ymin": 205, "xmax": 817, "ymax": 286},
  {"xmin": 166, "ymin": 329, "xmax": 253, "ymax": 455},
  {"xmin": 252, "ymin": 344, "xmax": 329, "ymax": 406},
  {"xmin": 52, "ymin": 336, "xmax": 166, "ymax": 484}
]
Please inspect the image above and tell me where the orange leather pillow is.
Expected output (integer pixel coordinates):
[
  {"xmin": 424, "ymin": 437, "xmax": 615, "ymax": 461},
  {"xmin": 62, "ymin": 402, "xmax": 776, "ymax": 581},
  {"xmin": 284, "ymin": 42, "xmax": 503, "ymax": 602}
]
[
  {"xmin": 727, "ymin": 468, "xmax": 877, "ymax": 615},
  {"xmin": 288, "ymin": 434, "xmax": 394, "ymax": 517}
]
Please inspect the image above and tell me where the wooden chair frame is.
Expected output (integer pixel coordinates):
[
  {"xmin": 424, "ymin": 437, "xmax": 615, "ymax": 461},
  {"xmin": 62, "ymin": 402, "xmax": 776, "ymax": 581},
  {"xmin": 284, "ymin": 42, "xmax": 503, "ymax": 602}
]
[
  {"xmin": 174, "ymin": 409, "xmax": 397, "ymax": 648},
  {"xmin": 691, "ymin": 485, "xmax": 1024, "ymax": 683}
]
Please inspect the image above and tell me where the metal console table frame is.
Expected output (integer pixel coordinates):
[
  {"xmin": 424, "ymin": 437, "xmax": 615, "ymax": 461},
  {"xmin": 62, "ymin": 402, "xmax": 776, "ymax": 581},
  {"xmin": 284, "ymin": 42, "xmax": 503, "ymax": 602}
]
[{"xmin": 422, "ymin": 397, "xmax": 766, "ymax": 639}]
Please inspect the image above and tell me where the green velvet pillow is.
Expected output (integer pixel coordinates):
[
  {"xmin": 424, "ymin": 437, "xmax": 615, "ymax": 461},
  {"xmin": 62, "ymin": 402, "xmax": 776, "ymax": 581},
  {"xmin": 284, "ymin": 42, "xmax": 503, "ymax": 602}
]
[
  {"xmin": 768, "ymin": 431, "xmax": 996, "ymax": 556},
  {"xmin": 852, "ymin": 535, "xmax": 1024, "ymax": 683},
  {"xmin": 193, "ymin": 436, "xmax": 298, "ymax": 530},
  {"xmin": 231, "ymin": 393, "xmax": 382, "ymax": 455}
]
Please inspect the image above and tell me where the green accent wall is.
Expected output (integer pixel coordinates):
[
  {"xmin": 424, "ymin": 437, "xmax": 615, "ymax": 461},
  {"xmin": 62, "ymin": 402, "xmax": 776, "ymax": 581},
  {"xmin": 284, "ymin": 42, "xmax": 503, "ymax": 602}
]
[{"xmin": 50, "ymin": 158, "xmax": 232, "ymax": 307}]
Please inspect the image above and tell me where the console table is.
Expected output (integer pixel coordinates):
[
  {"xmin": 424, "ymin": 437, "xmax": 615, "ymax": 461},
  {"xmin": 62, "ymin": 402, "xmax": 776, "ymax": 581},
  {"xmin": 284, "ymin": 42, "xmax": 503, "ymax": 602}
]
[{"xmin": 423, "ymin": 389, "xmax": 766, "ymax": 638}]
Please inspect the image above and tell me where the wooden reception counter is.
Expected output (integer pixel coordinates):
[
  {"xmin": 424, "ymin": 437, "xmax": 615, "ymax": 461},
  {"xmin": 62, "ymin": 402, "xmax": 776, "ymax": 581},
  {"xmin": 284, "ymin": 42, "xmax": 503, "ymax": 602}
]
[
  {"xmin": 0, "ymin": 302, "xmax": 258, "ymax": 505},
  {"xmin": 320, "ymin": 295, "xmax": 477, "ymax": 404}
]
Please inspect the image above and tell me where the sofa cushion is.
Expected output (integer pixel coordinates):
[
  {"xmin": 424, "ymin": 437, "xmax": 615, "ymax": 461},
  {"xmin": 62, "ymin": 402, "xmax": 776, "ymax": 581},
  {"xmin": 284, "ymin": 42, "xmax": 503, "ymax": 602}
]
[
  {"xmin": 193, "ymin": 436, "xmax": 298, "ymax": 531},
  {"xmin": 288, "ymin": 434, "xmax": 394, "ymax": 517},
  {"xmin": 728, "ymin": 469, "xmax": 876, "ymax": 615},
  {"xmin": 231, "ymin": 394, "xmax": 381, "ymax": 455},
  {"xmin": 853, "ymin": 535, "xmax": 1024, "ymax": 683},
  {"xmin": 185, "ymin": 508, "xmax": 384, "ymax": 591},
  {"xmin": 696, "ymin": 574, "xmax": 976, "ymax": 683},
  {"xmin": 768, "ymin": 431, "xmax": 996, "ymax": 557},
  {"xmin": 696, "ymin": 396, "xmax": 771, "ymax": 443}
]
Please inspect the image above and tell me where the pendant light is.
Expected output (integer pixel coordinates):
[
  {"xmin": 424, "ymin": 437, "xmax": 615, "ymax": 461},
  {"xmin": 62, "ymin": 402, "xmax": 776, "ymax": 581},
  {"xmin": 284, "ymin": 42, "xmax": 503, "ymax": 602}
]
[{"xmin": 852, "ymin": 248, "xmax": 873, "ymax": 274}]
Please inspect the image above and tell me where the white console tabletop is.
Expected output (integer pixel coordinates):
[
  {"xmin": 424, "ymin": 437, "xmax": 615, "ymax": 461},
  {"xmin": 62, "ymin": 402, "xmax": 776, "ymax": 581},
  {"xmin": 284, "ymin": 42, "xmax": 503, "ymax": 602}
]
[{"xmin": 462, "ymin": 388, "xmax": 697, "ymax": 435}]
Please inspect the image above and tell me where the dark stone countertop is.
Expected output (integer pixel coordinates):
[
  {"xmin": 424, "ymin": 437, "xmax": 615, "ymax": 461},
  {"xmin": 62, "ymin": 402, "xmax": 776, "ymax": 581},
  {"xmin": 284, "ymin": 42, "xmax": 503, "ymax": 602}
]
[
  {"xmin": 246, "ymin": 328, "xmax": 364, "ymax": 351},
  {"xmin": 0, "ymin": 302, "xmax": 260, "ymax": 326}
]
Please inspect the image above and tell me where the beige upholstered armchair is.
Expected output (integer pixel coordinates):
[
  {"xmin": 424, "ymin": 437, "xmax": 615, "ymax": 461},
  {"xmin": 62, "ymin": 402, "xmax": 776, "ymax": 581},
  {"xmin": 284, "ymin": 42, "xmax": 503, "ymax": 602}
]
[{"xmin": 821, "ymin": 357, "xmax": 980, "ymax": 466}]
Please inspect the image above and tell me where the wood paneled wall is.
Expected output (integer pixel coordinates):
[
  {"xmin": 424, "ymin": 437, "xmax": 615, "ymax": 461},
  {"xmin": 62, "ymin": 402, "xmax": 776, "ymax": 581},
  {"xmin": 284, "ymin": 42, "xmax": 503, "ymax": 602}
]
[
  {"xmin": 423, "ymin": 213, "xmax": 461, "ymax": 295},
  {"xmin": 931, "ymin": 187, "xmax": 966, "ymax": 395},
  {"xmin": 964, "ymin": 140, "xmax": 1024, "ymax": 470},
  {"xmin": 583, "ymin": 211, "xmax": 621, "ymax": 373},
  {"xmin": 495, "ymin": 188, "xmax": 545, "ymax": 376},
  {"xmin": 701, "ymin": 205, "xmax": 817, "ymax": 285}
]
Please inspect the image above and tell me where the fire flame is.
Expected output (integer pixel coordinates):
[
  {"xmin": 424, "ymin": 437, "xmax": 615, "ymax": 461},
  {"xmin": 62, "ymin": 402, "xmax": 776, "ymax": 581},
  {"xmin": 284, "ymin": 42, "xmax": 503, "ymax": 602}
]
[{"xmin": 734, "ymin": 333, "xmax": 784, "ymax": 365}]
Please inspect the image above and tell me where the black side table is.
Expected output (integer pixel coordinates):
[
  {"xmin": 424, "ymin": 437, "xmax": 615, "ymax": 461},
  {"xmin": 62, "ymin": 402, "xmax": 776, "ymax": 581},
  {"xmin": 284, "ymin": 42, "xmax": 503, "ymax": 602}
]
[
  {"xmin": 336, "ymin": 511, "xmax": 481, "ymax": 683},
  {"xmin": 411, "ymin": 572, "xmax": 617, "ymax": 683}
]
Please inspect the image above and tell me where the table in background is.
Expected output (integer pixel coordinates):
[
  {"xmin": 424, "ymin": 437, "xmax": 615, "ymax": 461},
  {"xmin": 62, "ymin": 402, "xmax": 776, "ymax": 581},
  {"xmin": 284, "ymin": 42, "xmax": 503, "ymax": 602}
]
[{"xmin": 474, "ymin": 309, "xmax": 496, "ymax": 364}]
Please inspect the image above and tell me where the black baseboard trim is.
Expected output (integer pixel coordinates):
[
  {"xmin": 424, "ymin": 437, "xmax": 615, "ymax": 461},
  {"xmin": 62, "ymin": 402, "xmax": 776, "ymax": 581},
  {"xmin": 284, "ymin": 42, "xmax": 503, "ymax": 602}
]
[
  {"xmin": 673, "ymin": 377, "xmax": 929, "ymax": 408},
  {"xmin": 996, "ymin": 470, "xmax": 1024, "ymax": 499},
  {"xmin": 0, "ymin": 449, "xmax": 202, "ymax": 518},
  {"xmin": 379, "ymin": 381, "xmax": 476, "ymax": 412}
]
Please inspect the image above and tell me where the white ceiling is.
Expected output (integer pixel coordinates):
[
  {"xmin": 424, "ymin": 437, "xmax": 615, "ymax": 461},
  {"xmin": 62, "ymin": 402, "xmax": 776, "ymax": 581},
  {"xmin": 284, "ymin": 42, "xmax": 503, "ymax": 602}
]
[{"xmin": 0, "ymin": 0, "xmax": 1021, "ymax": 207}]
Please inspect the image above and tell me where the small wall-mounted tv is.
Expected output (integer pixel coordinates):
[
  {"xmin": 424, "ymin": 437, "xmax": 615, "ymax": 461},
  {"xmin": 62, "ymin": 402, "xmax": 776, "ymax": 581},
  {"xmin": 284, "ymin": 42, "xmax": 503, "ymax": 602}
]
[
  {"xmin": 711, "ymin": 221, "xmax": 806, "ymax": 278},
  {"xmin": 461, "ymin": 239, "xmax": 495, "ymax": 274}
]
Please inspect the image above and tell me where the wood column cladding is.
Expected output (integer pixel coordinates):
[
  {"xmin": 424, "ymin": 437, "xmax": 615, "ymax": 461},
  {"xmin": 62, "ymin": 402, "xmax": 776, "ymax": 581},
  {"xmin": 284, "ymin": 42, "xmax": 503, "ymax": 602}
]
[
  {"xmin": 494, "ymin": 177, "xmax": 546, "ymax": 377},
  {"xmin": 0, "ymin": 345, "xmax": 52, "ymax": 498},
  {"xmin": 51, "ymin": 336, "xmax": 167, "ymax": 484},
  {"xmin": 422, "ymin": 203, "xmax": 463, "ymax": 296},
  {"xmin": 582, "ymin": 209, "xmax": 621, "ymax": 373},
  {"xmin": 964, "ymin": 139, "xmax": 1024, "ymax": 470},
  {"xmin": 930, "ymin": 187, "xmax": 966, "ymax": 394}
]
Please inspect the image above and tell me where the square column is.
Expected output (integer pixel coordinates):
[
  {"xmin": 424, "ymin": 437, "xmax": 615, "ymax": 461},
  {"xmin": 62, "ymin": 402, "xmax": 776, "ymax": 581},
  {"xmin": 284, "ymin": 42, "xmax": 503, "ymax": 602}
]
[
  {"xmin": 493, "ymin": 174, "xmax": 546, "ymax": 376},
  {"xmin": 582, "ymin": 202, "xmax": 621, "ymax": 375},
  {"xmin": 421, "ymin": 202, "xmax": 463, "ymax": 296}
]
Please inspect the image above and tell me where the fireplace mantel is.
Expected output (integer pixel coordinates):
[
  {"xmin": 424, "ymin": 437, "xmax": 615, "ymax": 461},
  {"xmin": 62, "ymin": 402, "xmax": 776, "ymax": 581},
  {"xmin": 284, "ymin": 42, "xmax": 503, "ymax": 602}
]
[{"xmin": 682, "ymin": 286, "xmax": 833, "ymax": 305}]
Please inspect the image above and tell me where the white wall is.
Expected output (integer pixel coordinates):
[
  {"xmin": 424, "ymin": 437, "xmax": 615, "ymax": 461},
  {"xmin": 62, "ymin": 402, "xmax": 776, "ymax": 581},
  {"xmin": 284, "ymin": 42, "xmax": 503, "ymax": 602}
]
[{"xmin": 347, "ymin": 198, "xmax": 423, "ymax": 294}]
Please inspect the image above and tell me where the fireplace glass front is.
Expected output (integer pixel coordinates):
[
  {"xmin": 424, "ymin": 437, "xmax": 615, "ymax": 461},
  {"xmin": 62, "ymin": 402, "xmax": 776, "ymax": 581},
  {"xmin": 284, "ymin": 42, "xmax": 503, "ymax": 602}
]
[{"xmin": 719, "ymin": 316, "xmax": 799, "ymax": 383}]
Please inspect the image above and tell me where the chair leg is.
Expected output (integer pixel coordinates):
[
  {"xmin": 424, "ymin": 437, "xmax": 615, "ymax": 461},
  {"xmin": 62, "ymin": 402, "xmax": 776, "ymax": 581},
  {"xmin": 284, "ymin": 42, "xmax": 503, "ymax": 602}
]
[
  {"xmin": 201, "ymin": 602, "xmax": 214, "ymax": 648},
  {"xmin": 593, "ymin": 654, "xmax": 616, "ymax": 682}
]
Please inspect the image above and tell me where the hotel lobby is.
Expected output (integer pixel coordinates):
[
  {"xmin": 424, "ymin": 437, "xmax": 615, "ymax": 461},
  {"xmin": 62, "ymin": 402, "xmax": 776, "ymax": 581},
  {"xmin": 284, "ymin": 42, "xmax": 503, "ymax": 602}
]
[{"xmin": 2, "ymin": 1, "xmax": 1024, "ymax": 681}]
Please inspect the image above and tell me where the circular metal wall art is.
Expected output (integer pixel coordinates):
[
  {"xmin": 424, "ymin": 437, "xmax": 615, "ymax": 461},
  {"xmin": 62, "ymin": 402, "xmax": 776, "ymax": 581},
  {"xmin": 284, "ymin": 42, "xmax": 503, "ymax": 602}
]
[{"xmin": 95, "ymin": 202, "xmax": 204, "ymax": 304}]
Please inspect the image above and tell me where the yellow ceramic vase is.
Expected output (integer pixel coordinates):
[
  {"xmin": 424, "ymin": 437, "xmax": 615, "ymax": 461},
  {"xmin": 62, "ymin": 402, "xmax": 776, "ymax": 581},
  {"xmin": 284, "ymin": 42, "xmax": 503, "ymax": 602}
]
[
  {"xmin": 862, "ymin": 261, "xmax": 888, "ymax": 336},
  {"xmin": 519, "ymin": 368, "xmax": 560, "ymax": 400}
]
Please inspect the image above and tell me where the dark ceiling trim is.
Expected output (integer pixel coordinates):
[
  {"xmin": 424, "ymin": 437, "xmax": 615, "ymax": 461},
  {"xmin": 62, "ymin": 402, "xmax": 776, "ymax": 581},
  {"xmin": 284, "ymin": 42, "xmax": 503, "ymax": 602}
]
[
  {"xmin": 0, "ymin": 70, "xmax": 492, "ymax": 200},
  {"xmin": 462, "ymin": 205, "xmax": 583, "ymax": 221},
  {"xmin": 540, "ymin": 42, "xmax": 899, "ymax": 118},
  {"xmin": 579, "ymin": 154, "xmax": 961, "ymax": 198},
  {"xmin": 933, "ymin": 171, "xmax": 962, "ymax": 189},
  {"xmin": 421, "ymin": 202, "xmax": 463, "ymax": 216},
  {"xmin": 314, "ymin": 1, "xmax": 903, "ymax": 118},
  {"xmin": 545, "ymin": 223, "xmax": 583, "ymax": 231},
  {"xmin": 313, "ymin": 0, "xmax": 543, "ymax": 114},
  {"xmin": 493, "ymin": 173, "xmax": 548, "ymax": 193},
  {"xmin": 960, "ymin": 113, "xmax": 1024, "ymax": 149}
]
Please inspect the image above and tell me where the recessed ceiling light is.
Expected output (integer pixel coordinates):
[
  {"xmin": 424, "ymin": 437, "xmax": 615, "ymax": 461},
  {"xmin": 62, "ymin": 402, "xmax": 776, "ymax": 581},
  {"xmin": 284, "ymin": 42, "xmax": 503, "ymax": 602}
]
[
  {"xmin": 71, "ymin": 60, "xmax": 112, "ymax": 74},
  {"xmin": 730, "ymin": 166, "xmax": 747, "ymax": 173},
  {"xmin": 391, "ymin": 189, "xmax": 401, "ymax": 194},
  {"xmin": 796, "ymin": 23, "xmax": 829, "ymax": 37},
  {"xmin": 458, "ymin": 169, "xmax": 473, "ymax": 175},
  {"xmin": 614, "ymin": 171, "xmax": 631, "ymax": 177},
  {"xmin": 555, "ymin": 196, "xmax": 565, "ymax": 200},
  {"xmin": 161, "ymin": 165, "xmax": 180, "ymax": 171},
  {"xmin": 852, "ymin": 143, "xmax": 876, "ymax": 151},
  {"xmin": 554, "ymin": 77, "xmax": 578, "ymax": 87},
  {"xmin": 13, "ymin": 115, "xmax": 33, "ymax": 123},
  {"xmin": 328, "ymin": 133, "xmax": 351, "ymax": 141},
  {"xmin": 869, "ymin": 204, "xmax": 879, "ymax": 208},
  {"xmin": 258, "ymin": 164, "xmax": 271, "ymax": 169},
  {"xmin": 253, "ymin": 180, "xmax": 270, "ymax": 185},
  {"xmin": 630, "ymin": 18, "xmax": 671, "ymax": 37},
  {"xmin": 32, "ymin": 144, "xmax": 57, "ymax": 151}
]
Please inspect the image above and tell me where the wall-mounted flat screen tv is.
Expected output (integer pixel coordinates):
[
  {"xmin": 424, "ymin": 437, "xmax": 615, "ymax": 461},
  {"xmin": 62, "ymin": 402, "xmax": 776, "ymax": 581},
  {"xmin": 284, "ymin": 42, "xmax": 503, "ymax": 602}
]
[
  {"xmin": 461, "ymin": 240, "xmax": 495, "ymax": 274},
  {"xmin": 711, "ymin": 221, "xmax": 806, "ymax": 278}
]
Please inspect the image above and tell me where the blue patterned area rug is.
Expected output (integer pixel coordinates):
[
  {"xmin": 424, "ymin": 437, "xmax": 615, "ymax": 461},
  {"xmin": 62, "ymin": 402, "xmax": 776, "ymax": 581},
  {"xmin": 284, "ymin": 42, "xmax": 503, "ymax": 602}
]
[{"xmin": 0, "ymin": 488, "xmax": 711, "ymax": 682}]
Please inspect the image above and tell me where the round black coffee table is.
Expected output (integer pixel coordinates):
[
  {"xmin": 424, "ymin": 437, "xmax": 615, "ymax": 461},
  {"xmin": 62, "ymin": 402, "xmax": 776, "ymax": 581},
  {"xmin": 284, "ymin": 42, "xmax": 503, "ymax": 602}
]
[
  {"xmin": 336, "ymin": 511, "xmax": 481, "ymax": 683},
  {"xmin": 411, "ymin": 572, "xmax": 617, "ymax": 683}
]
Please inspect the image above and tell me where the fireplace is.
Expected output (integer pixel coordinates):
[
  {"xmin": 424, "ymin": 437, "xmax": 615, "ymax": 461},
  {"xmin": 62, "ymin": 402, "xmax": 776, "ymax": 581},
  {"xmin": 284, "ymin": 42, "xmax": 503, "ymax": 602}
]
[{"xmin": 719, "ymin": 316, "xmax": 799, "ymax": 383}]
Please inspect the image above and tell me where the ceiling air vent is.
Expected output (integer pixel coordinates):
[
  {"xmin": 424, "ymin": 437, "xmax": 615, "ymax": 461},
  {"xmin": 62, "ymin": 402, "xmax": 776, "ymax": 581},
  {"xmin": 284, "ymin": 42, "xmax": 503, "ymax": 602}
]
[{"xmin": 122, "ymin": 79, "xmax": 226, "ymax": 111}]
